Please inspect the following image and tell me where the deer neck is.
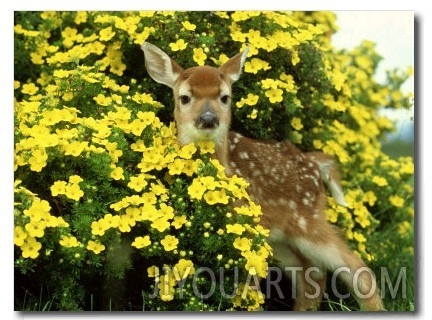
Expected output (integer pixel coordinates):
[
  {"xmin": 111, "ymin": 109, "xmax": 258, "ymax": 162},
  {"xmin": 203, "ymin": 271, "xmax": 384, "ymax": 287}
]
[{"xmin": 214, "ymin": 135, "xmax": 233, "ymax": 177}]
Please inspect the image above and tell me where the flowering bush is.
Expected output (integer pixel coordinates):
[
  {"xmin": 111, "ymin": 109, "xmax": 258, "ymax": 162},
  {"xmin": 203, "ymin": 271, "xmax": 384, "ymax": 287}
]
[{"xmin": 14, "ymin": 11, "xmax": 414, "ymax": 311}]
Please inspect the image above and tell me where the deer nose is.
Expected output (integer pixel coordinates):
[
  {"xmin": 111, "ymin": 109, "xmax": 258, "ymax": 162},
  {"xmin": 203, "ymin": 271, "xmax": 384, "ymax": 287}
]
[{"xmin": 197, "ymin": 111, "xmax": 219, "ymax": 129}]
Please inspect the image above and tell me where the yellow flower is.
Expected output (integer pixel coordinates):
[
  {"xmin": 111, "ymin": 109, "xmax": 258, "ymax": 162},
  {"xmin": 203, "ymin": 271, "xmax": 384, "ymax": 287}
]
[
  {"xmin": 101, "ymin": 213, "xmax": 120, "ymax": 229},
  {"xmin": 123, "ymin": 207, "xmax": 141, "ymax": 225},
  {"xmin": 291, "ymin": 117, "xmax": 303, "ymax": 131},
  {"xmin": 181, "ymin": 159, "xmax": 198, "ymax": 176},
  {"xmin": 265, "ymin": 88, "xmax": 283, "ymax": 104},
  {"xmin": 25, "ymin": 221, "xmax": 46, "ymax": 238},
  {"xmin": 21, "ymin": 237, "xmax": 42, "ymax": 259},
  {"xmin": 127, "ymin": 175, "xmax": 148, "ymax": 192},
  {"xmin": 91, "ymin": 220, "xmax": 107, "ymax": 236},
  {"xmin": 234, "ymin": 202, "xmax": 262, "ymax": 217},
  {"xmin": 261, "ymin": 78, "xmax": 278, "ymax": 89},
  {"xmin": 226, "ymin": 223, "xmax": 246, "ymax": 235},
  {"xmin": 198, "ymin": 176, "xmax": 218, "ymax": 190},
  {"xmin": 233, "ymin": 237, "xmax": 252, "ymax": 252},
  {"xmin": 159, "ymin": 274, "xmax": 176, "ymax": 301},
  {"xmin": 372, "ymin": 176, "xmax": 388, "ymax": 187},
  {"xmin": 244, "ymin": 93, "xmax": 259, "ymax": 106},
  {"xmin": 171, "ymin": 215, "xmax": 187, "ymax": 229},
  {"xmin": 130, "ymin": 140, "xmax": 146, "ymax": 152},
  {"xmin": 64, "ymin": 183, "xmax": 84, "ymax": 201},
  {"xmin": 330, "ymin": 69, "xmax": 347, "ymax": 91},
  {"xmin": 14, "ymin": 226, "xmax": 27, "ymax": 246},
  {"xmin": 243, "ymin": 251, "xmax": 269, "ymax": 278},
  {"xmin": 325, "ymin": 208, "xmax": 338, "ymax": 223},
  {"xmin": 147, "ymin": 265, "xmax": 160, "ymax": 277},
  {"xmin": 128, "ymin": 119, "xmax": 146, "ymax": 136},
  {"xmin": 182, "ymin": 21, "xmax": 196, "ymax": 31},
  {"xmin": 400, "ymin": 159, "xmax": 414, "ymax": 175},
  {"xmin": 132, "ymin": 235, "xmax": 151, "ymax": 249},
  {"xmin": 196, "ymin": 140, "xmax": 215, "ymax": 154},
  {"xmin": 353, "ymin": 232, "xmax": 367, "ymax": 243},
  {"xmin": 389, "ymin": 195, "xmax": 405, "ymax": 208},
  {"xmin": 93, "ymin": 93, "xmax": 112, "ymax": 106},
  {"xmin": 75, "ymin": 11, "xmax": 88, "ymax": 24},
  {"xmin": 99, "ymin": 26, "xmax": 115, "ymax": 41},
  {"xmin": 244, "ymin": 58, "xmax": 270, "ymax": 74},
  {"xmin": 363, "ymin": 191, "xmax": 377, "ymax": 206},
  {"xmin": 236, "ymin": 93, "xmax": 260, "ymax": 108},
  {"xmin": 169, "ymin": 39, "xmax": 187, "ymax": 52},
  {"xmin": 151, "ymin": 181, "xmax": 168, "ymax": 196},
  {"xmin": 86, "ymin": 240, "xmax": 105, "ymax": 254},
  {"xmin": 110, "ymin": 59, "xmax": 127, "ymax": 76},
  {"xmin": 291, "ymin": 50, "xmax": 300, "ymax": 65},
  {"xmin": 313, "ymin": 139, "xmax": 324, "ymax": 149},
  {"xmin": 398, "ymin": 221, "xmax": 411, "ymax": 236},
  {"xmin": 174, "ymin": 259, "xmax": 195, "ymax": 280},
  {"xmin": 39, "ymin": 109, "xmax": 63, "ymax": 126},
  {"xmin": 64, "ymin": 141, "xmax": 88, "ymax": 157},
  {"xmin": 210, "ymin": 53, "xmax": 229, "ymax": 66},
  {"xmin": 28, "ymin": 148, "xmax": 48, "ymax": 172},
  {"xmin": 137, "ymin": 111, "xmax": 156, "ymax": 126},
  {"xmin": 21, "ymin": 83, "xmax": 39, "ymax": 95},
  {"xmin": 160, "ymin": 235, "xmax": 179, "ymax": 252},
  {"xmin": 168, "ymin": 158, "xmax": 185, "ymax": 175},
  {"xmin": 188, "ymin": 181, "xmax": 206, "ymax": 200},
  {"xmin": 151, "ymin": 217, "xmax": 171, "ymax": 232},
  {"xmin": 23, "ymin": 198, "xmax": 50, "ymax": 221},
  {"xmin": 193, "ymin": 48, "xmax": 207, "ymax": 66},
  {"xmin": 178, "ymin": 143, "xmax": 197, "ymax": 159},
  {"xmin": 141, "ymin": 203, "xmax": 160, "ymax": 222},
  {"xmin": 111, "ymin": 166, "xmax": 125, "ymax": 180},
  {"xmin": 204, "ymin": 189, "xmax": 229, "ymax": 205},
  {"xmin": 59, "ymin": 235, "xmax": 80, "ymax": 248},
  {"xmin": 214, "ymin": 11, "xmax": 229, "ymax": 19}
]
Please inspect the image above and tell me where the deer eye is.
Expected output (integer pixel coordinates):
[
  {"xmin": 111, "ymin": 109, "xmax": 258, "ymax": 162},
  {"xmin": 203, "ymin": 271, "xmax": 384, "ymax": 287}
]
[
  {"xmin": 179, "ymin": 95, "xmax": 191, "ymax": 105},
  {"xmin": 220, "ymin": 95, "xmax": 230, "ymax": 104}
]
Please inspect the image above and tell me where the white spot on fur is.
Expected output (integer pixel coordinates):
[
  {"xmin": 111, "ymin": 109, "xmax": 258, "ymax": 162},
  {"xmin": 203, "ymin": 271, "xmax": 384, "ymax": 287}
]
[
  {"xmin": 268, "ymin": 228, "xmax": 287, "ymax": 243},
  {"xmin": 298, "ymin": 216, "xmax": 307, "ymax": 232},
  {"xmin": 278, "ymin": 198, "xmax": 289, "ymax": 206},
  {"xmin": 239, "ymin": 152, "xmax": 250, "ymax": 160},
  {"xmin": 302, "ymin": 197, "xmax": 313, "ymax": 207}
]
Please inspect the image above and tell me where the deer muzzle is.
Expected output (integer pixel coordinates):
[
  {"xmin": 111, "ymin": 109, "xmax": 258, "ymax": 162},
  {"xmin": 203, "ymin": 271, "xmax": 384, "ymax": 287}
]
[{"xmin": 196, "ymin": 108, "xmax": 219, "ymax": 129}]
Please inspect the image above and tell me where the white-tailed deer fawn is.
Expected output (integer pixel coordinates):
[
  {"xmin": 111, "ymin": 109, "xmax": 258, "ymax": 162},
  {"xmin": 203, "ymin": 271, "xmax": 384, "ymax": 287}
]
[{"xmin": 141, "ymin": 42, "xmax": 384, "ymax": 311}]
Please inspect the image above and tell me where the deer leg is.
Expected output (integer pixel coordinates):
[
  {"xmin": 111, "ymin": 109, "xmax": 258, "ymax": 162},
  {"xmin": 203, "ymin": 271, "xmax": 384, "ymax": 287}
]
[
  {"xmin": 335, "ymin": 245, "xmax": 385, "ymax": 311},
  {"xmin": 291, "ymin": 226, "xmax": 385, "ymax": 311},
  {"xmin": 291, "ymin": 254, "xmax": 327, "ymax": 311},
  {"xmin": 271, "ymin": 241, "xmax": 327, "ymax": 311}
]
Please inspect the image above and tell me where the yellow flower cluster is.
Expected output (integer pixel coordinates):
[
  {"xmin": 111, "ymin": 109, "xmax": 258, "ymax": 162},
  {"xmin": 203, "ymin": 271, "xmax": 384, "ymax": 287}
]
[
  {"xmin": 232, "ymin": 283, "xmax": 266, "ymax": 311},
  {"xmin": 14, "ymin": 182, "xmax": 69, "ymax": 259},
  {"xmin": 51, "ymin": 175, "xmax": 85, "ymax": 201}
]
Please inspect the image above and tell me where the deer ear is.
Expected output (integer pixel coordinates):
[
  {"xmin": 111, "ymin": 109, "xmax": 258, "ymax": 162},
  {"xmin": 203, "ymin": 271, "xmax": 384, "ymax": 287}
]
[
  {"xmin": 141, "ymin": 42, "xmax": 183, "ymax": 89},
  {"xmin": 219, "ymin": 45, "xmax": 250, "ymax": 84}
]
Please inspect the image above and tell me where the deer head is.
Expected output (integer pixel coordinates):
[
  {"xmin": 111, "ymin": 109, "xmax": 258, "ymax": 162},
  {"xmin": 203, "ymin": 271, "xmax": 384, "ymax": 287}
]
[{"xmin": 141, "ymin": 42, "xmax": 249, "ymax": 173}]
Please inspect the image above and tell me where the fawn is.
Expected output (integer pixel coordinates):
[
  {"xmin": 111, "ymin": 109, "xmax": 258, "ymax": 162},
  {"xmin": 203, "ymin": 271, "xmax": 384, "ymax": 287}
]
[{"xmin": 141, "ymin": 42, "xmax": 385, "ymax": 311}]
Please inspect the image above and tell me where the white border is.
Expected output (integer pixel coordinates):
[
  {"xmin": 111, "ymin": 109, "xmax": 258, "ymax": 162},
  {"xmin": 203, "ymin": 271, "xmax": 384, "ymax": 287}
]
[{"xmin": 2, "ymin": 1, "xmax": 427, "ymax": 320}]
